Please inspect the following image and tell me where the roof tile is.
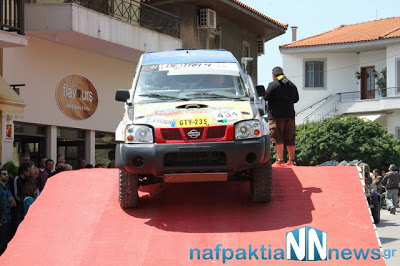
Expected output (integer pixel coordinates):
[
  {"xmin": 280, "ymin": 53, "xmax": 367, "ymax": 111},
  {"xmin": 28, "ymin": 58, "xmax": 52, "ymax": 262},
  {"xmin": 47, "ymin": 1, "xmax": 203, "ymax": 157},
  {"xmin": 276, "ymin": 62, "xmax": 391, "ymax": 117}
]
[
  {"xmin": 281, "ymin": 16, "xmax": 400, "ymax": 49},
  {"xmin": 229, "ymin": 0, "xmax": 287, "ymax": 29}
]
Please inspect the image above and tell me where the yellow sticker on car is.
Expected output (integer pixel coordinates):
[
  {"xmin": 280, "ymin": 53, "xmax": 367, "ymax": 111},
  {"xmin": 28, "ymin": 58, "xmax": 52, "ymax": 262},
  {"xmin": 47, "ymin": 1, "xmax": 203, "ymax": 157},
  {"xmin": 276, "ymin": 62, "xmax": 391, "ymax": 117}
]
[{"xmin": 177, "ymin": 118, "xmax": 209, "ymax": 127}]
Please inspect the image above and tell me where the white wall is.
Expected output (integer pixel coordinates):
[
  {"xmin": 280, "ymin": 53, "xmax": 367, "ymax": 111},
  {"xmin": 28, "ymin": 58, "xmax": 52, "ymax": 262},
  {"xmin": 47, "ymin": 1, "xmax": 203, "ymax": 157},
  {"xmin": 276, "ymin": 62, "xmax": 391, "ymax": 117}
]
[
  {"xmin": 282, "ymin": 49, "xmax": 390, "ymax": 113},
  {"xmin": 25, "ymin": 4, "xmax": 182, "ymax": 55},
  {"xmin": 283, "ymin": 52, "xmax": 359, "ymax": 113},
  {"xmin": 3, "ymin": 36, "xmax": 135, "ymax": 133},
  {"xmin": 386, "ymin": 110, "xmax": 400, "ymax": 136},
  {"xmin": 358, "ymin": 49, "xmax": 386, "ymax": 76}
]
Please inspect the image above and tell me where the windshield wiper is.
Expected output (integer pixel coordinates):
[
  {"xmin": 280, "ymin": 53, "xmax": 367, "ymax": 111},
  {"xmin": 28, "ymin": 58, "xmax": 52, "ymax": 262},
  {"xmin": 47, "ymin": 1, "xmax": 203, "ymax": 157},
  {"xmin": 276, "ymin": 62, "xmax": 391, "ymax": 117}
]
[
  {"xmin": 186, "ymin": 92, "xmax": 247, "ymax": 100},
  {"xmin": 139, "ymin": 93, "xmax": 188, "ymax": 101}
]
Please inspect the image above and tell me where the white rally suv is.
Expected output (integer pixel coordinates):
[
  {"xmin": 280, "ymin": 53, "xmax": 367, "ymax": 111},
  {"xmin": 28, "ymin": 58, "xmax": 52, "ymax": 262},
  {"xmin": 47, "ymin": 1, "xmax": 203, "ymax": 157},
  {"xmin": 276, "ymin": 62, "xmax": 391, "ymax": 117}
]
[{"xmin": 115, "ymin": 49, "xmax": 271, "ymax": 208}]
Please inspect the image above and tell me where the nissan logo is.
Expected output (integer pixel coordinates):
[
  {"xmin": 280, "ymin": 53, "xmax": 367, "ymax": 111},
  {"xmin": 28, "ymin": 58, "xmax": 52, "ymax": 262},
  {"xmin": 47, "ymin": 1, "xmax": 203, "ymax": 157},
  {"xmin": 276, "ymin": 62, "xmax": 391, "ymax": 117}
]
[{"xmin": 187, "ymin": 129, "xmax": 201, "ymax": 139}]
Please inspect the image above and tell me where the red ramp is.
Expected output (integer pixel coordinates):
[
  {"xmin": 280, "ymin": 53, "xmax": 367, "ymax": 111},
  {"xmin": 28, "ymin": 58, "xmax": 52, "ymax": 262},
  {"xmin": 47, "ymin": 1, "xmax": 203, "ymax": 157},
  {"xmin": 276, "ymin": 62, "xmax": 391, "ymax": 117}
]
[{"xmin": 0, "ymin": 166, "xmax": 384, "ymax": 265}]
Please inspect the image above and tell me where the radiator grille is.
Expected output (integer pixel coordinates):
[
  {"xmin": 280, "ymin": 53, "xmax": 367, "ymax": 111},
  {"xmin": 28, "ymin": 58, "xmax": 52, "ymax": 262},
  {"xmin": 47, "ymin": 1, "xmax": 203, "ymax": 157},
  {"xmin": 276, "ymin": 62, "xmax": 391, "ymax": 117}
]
[{"xmin": 164, "ymin": 152, "xmax": 226, "ymax": 168}]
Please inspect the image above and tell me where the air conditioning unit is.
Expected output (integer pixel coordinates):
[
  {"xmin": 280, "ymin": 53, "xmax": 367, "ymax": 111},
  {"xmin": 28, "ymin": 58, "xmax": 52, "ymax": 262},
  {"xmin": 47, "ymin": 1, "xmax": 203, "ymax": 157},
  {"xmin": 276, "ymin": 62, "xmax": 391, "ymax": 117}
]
[
  {"xmin": 257, "ymin": 39, "xmax": 265, "ymax": 55},
  {"xmin": 199, "ymin": 8, "xmax": 216, "ymax": 29}
]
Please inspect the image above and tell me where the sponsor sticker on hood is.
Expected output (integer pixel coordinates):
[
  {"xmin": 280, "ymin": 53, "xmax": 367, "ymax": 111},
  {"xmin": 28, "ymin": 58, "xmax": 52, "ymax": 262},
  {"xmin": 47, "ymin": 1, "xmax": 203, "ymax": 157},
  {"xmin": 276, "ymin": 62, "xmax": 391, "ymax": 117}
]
[{"xmin": 133, "ymin": 101, "xmax": 253, "ymax": 128}]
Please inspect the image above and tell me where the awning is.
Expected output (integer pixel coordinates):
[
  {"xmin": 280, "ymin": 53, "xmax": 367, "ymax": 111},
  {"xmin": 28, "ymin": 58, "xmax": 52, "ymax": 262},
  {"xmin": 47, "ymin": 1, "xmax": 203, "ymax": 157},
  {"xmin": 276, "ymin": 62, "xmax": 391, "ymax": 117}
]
[
  {"xmin": 358, "ymin": 113, "xmax": 384, "ymax": 122},
  {"xmin": 0, "ymin": 75, "xmax": 25, "ymax": 119}
]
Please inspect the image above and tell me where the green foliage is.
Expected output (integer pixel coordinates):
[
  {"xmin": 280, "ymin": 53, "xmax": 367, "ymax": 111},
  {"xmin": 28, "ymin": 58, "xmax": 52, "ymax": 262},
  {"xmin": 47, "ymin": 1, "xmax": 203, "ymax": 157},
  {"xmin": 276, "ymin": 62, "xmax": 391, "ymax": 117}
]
[
  {"xmin": 2, "ymin": 161, "xmax": 18, "ymax": 176},
  {"xmin": 376, "ymin": 67, "xmax": 387, "ymax": 90},
  {"xmin": 295, "ymin": 116, "xmax": 400, "ymax": 170},
  {"xmin": 270, "ymin": 144, "xmax": 275, "ymax": 161}
]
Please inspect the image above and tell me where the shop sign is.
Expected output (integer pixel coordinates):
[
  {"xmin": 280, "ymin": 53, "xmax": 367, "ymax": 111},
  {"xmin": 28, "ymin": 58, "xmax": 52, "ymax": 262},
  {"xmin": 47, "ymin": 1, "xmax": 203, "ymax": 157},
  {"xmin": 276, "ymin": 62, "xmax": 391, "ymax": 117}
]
[
  {"xmin": 3, "ymin": 121, "xmax": 14, "ymax": 142},
  {"xmin": 56, "ymin": 75, "xmax": 98, "ymax": 120}
]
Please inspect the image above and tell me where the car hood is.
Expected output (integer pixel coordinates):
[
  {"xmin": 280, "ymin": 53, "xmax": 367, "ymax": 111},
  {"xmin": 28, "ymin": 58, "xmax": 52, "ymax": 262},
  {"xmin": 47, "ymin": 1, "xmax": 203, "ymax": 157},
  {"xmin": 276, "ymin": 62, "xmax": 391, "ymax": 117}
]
[{"xmin": 133, "ymin": 100, "xmax": 254, "ymax": 128}]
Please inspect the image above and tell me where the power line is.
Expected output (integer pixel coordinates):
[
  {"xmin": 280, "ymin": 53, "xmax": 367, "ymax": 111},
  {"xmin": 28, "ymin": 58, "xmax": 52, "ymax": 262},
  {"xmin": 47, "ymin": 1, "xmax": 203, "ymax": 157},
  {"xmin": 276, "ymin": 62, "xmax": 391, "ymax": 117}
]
[{"xmin": 257, "ymin": 51, "xmax": 400, "ymax": 83}]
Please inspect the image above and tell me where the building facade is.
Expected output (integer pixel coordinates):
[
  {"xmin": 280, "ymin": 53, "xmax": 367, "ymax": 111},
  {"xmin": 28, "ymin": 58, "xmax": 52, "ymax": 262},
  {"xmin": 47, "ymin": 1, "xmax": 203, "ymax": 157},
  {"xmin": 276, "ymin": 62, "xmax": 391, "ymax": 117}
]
[
  {"xmin": 1, "ymin": 1, "xmax": 182, "ymax": 168},
  {"xmin": 1, "ymin": 0, "xmax": 286, "ymax": 168},
  {"xmin": 280, "ymin": 17, "xmax": 400, "ymax": 139},
  {"xmin": 0, "ymin": 0, "xmax": 28, "ymax": 166}
]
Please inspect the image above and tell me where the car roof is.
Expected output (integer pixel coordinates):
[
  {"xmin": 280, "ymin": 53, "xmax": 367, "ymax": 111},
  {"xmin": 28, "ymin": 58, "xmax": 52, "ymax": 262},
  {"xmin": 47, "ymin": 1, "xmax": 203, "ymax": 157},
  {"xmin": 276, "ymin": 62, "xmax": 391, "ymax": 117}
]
[{"xmin": 141, "ymin": 49, "xmax": 239, "ymax": 65}]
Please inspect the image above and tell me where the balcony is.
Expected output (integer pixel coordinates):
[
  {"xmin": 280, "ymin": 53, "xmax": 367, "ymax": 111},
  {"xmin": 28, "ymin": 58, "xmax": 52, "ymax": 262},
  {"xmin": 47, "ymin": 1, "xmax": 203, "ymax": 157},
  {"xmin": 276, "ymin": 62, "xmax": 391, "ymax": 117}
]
[
  {"xmin": 298, "ymin": 87, "xmax": 400, "ymax": 124},
  {"xmin": 24, "ymin": 1, "xmax": 182, "ymax": 62},
  {"xmin": 65, "ymin": 0, "xmax": 180, "ymax": 38},
  {"xmin": 337, "ymin": 87, "xmax": 400, "ymax": 115},
  {"xmin": 0, "ymin": 0, "xmax": 28, "ymax": 47}
]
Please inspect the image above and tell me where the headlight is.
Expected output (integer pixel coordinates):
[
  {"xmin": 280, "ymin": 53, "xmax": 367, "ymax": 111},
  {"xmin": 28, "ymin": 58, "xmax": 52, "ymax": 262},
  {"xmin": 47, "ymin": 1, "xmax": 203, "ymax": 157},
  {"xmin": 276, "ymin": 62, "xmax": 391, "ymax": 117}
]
[
  {"xmin": 235, "ymin": 120, "xmax": 262, "ymax": 140},
  {"xmin": 125, "ymin": 125, "xmax": 153, "ymax": 143}
]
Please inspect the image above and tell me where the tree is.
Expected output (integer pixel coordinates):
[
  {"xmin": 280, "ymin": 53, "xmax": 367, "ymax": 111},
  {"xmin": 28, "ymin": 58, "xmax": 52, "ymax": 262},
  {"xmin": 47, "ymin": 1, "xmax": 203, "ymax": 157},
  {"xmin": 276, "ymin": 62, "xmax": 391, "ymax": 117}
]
[{"xmin": 294, "ymin": 116, "xmax": 400, "ymax": 170}]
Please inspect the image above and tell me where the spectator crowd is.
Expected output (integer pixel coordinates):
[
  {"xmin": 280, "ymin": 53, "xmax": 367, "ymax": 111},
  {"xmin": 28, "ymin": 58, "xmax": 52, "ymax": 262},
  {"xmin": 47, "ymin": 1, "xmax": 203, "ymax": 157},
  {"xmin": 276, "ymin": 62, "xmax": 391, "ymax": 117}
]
[
  {"xmin": 0, "ymin": 154, "xmax": 116, "ymax": 255},
  {"xmin": 370, "ymin": 164, "xmax": 400, "ymax": 215}
]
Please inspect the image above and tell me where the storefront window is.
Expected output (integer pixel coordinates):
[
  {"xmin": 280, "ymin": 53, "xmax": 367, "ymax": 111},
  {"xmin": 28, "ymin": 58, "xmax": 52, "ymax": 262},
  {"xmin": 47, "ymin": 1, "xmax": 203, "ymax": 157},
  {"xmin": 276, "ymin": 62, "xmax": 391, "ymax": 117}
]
[
  {"xmin": 13, "ymin": 122, "xmax": 46, "ymax": 166},
  {"xmin": 57, "ymin": 127, "xmax": 85, "ymax": 170},
  {"xmin": 57, "ymin": 128, "xmax": 85, "ymax": 140},
  {"xmin": 14, "ymin": 123, "xmax": 46, "ymax": 136},
  {"xmin": 95, "ymin": 132, "xmax": 116, "ymax": 167}
]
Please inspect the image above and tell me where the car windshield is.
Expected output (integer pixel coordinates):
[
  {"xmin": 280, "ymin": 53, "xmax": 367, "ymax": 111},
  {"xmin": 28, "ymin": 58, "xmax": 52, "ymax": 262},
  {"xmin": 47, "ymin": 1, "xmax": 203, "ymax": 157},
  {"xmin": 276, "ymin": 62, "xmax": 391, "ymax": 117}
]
[{"xmin": 133, "ymin": 62, "xmax": 248, "ymax": 103}]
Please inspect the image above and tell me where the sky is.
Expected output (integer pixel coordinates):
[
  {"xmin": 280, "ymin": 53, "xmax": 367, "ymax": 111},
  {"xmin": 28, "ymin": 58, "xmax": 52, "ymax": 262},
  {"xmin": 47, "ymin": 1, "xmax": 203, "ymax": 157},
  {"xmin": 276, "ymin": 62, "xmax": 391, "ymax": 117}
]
[{"xmin": 239, "ymin": 0, "xmax": 400, "ymax": 86}]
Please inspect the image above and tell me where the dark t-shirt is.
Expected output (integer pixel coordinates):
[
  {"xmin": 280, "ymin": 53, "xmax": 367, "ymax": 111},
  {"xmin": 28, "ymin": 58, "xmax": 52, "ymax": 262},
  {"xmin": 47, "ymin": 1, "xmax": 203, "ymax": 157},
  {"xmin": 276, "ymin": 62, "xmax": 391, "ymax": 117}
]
[{"xmin": 264, "ymin": 77, "xmax": 299, "ymax": 119}]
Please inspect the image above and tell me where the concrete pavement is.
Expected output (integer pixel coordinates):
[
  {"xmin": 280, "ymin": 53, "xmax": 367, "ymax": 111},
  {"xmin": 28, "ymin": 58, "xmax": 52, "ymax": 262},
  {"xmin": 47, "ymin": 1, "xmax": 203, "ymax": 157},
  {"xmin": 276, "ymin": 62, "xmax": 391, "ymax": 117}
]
[{"xmin": 376, "ymin": 207, "xmax": 400, "ymax": 265}]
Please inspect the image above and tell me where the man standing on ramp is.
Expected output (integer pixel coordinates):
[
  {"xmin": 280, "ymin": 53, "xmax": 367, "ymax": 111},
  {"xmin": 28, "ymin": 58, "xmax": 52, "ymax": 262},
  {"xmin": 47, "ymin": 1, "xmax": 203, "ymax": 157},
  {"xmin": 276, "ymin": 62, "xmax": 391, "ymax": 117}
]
[{"xmin": 264, "ymin": 67, "xmax": 299, "ymax": 165}]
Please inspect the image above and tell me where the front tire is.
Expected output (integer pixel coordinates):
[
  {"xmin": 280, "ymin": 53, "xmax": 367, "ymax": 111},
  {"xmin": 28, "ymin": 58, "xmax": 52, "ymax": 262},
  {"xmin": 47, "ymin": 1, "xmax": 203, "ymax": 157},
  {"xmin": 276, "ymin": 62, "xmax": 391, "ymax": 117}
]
[
  {"xmin": 250, "ymin": 160, "xmax": 273, "ymax": 203},
  {"xmin": 119, "ymin": 170, "xmax": 139, "ymax": 209}
]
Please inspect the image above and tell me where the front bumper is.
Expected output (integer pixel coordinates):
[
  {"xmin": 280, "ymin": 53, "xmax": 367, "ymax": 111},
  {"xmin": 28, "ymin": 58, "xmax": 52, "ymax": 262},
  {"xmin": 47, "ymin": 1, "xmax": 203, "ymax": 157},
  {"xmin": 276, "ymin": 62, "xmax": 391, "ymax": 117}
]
[{"xmin": 116, "ymin": 136, "xmax": 270, "ymax": 177}]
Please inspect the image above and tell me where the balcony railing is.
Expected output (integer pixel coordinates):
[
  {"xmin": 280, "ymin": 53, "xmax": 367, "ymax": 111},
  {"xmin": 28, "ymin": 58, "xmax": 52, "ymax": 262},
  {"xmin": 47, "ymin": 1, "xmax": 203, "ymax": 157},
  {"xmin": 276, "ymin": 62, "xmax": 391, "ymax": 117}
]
[
  {"xmin": 301, "ymin": 87, "xmax": 400, "ymax": 123},
  {"xmin": 65, "ymin": 0, "xmax": 180, "ymax": 38},
  {"xmin": 303, "ymin": 94, "xmax": 340, "ymax": 123},
  {"xmin": 0, "ymin": 0, "xmax": 24, "ymax": 35},
  {"xmin": 339, "ymin": 87, "xmax": 400, "ymax": 102}
]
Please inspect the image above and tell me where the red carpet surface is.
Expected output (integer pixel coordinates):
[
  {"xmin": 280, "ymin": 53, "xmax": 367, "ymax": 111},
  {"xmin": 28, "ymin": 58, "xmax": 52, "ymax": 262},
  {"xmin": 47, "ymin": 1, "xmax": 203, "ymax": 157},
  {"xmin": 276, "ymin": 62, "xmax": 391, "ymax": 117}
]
[{"xmin": 0, "ymin": 166, "xmax": 384, "ymax": 265}]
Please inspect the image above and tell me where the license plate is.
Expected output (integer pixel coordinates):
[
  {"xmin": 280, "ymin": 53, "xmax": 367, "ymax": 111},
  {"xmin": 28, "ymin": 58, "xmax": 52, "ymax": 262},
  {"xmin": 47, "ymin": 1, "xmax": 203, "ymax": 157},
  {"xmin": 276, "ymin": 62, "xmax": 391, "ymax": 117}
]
[{"xmin": 177, "ymin": 118, "xmax": 209, "ymax": 127}]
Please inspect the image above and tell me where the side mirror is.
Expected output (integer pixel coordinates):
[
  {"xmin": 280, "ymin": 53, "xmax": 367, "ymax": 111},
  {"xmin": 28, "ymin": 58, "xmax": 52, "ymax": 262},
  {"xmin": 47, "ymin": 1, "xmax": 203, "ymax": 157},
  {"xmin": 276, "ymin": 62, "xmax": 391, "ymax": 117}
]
[
  {"xmin": 256, "ymin": 85, "xmax": 265, "ymax": 97},
  {"xmin": 115, "ymin": 90, "xmax": 130, "ymax": 102}
]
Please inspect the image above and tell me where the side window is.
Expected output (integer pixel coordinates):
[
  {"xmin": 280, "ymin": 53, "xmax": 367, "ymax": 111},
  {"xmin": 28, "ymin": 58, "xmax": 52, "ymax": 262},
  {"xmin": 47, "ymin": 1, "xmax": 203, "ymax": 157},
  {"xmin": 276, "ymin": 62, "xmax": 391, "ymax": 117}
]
[{"xmin": 305, "ymin": 60, "xmax": 325, "ymax": 88}]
